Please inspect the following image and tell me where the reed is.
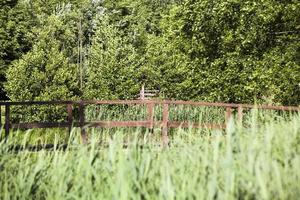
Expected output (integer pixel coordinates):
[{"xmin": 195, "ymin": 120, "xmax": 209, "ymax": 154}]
[{"xmin": 0, "ymin": 109, "xmax": 299, "ymax": 200}]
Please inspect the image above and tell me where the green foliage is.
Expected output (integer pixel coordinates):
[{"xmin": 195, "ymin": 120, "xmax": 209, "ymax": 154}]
[
  {"xmin": 4, "ymin": 14, "xmax": 80, "ymax": 121},
  {"xmin": 85, "ymin": 1, "xmax": 176, "ymax": 99},
  {"xmin": 5, "ymin": 15, "xmax": 79, "ymax": 101},
  {"xmin": 1, "ymin": 0, "xmax": 101, "ymax": 100},
  {"xmin": 1, "ymin": 112, "xmax": 300, "ymax": 199},
  {"xmin": 85, "ymin": 16, "xmax": 140, "ymax": 99},
  {"xmin": 155, "ymin": 0, "xmax": 300, "ymax": 104},
  {"xmin": 1, "ymin": 0, "xmax": 300, "ymax": 105},
  {"xmin": 0, "ymin": 0, "xmax": 37, "ymax": 99}
]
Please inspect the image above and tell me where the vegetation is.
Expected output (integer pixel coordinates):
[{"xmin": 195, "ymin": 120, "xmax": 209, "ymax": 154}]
[
  {"xmin": 1, "ymin": 109, "xmax": 300, "ymax": 200},
  {"xmin": 1, "ymin": 1, "xmax": 299, "ymax": 199},
  {"xmin": 1, "ymin": 0, "xmax": 299, "ymax": 105}
]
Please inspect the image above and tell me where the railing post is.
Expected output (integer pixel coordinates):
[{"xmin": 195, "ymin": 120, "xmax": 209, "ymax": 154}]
[
  {"xmin": 147, "ymin": 102, "xmax": 154, "ymax": 133},
  {"xmin": 5, "ymin": 104, "xmax": 10, "ymax": 141},
  {"xmin": 162, "ymin": 102, "xmax": 169, "ymax": 147},
  {"xmin": 140, "ymin": 85, "xmax": 145, "ymax": 100},
  {"xmin": 67, "ymin": 104, "xmax": 73, "ymax": 137},
  {"xmin": 79, "ymin": 102, "xmax": 87, "ymax": 144},
  {"xmin": 237, "ymin": 106, "xmax": 243, "ymax": 125}
]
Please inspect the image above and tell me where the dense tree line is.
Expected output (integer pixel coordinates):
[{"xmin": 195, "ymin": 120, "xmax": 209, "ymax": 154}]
[{"xmin": 1, "ymin": 0, "xmax": 299, "ymax": 105}]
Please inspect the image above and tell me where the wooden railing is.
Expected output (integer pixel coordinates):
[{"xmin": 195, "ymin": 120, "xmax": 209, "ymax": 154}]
[{"xmin": 0, "ymin": 100, "xmax": 299, "ymax": 146}]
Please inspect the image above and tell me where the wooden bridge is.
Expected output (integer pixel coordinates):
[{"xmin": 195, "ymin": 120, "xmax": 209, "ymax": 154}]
[{"xmin": 0, "ymin": 100, "xmax": 299, "ymax": 146}]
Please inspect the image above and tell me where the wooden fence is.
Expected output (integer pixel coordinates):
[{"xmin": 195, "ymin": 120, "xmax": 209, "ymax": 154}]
[{"xmin": 0, "ymin": 100, "xmax": 299, "ymax": 146}]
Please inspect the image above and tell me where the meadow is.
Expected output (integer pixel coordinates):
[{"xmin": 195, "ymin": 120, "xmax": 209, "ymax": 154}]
[{"xmin": 0, "ymin": 107, "xmax": 300, "ymax": 200}]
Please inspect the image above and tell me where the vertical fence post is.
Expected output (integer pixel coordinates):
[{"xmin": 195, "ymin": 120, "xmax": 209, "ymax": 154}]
[
  {"xmin": 147, "ymin": 102, "xmax": 154, "ymax": 133},
  {"xmin": 5, "ymin": 104, "xmax": 10, "ymax": 141},
  {"xmin": 79, "ymin": 102, "xmax": 87, "ymax": 144},
  {"xmin": 237, "ymin": 106, "xmax": 243, "ymax": 125},
  {"xmin": 67, "ymin": 104, "xmax": 73, "ymax": 138},
  {"xmin": 140, "ymin": 85, "xmax": 145, "ymax": 100},
  {"xmin": 162, "ymin": 102, "xmax": 169, "ymax": 147},
  {"xmin": 225, "ymin": 107, "xmax": 232, "ymax": 126}
]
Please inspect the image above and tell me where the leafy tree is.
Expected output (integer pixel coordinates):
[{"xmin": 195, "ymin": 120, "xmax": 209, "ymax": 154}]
[
  {"xmin": 85, "ymin": 0, "xmax": 179, "ymax": 99},
  {"xmin": 5, "ymin": 15, "xmax": 79, "ymax": 121},
  {"xmin": 2, "ymin": 0, "xmax": 299, "ymax": 106},
  {"xmin": 155, "ymin": 0, "xmax": 300, "ymax": 104},
  {"xmin": 0, "ymin": 0, "xmax": 37, "ymax": 99},
  {"xmin": 1, "ymin": 0, "xmax": 102, "ymax": 100},
  {"xmin": 85, "ymin": 16, "xmax": 140, "ymax": 100}
]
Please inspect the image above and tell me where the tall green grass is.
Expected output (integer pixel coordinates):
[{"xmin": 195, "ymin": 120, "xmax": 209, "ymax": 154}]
[
  {"xmin": 0, "ymin": 109, "xmax": 299, "ymax": 200},
  {"xmin": 84, "ymin": 104, "xmax": 226, "ymax": 123}
]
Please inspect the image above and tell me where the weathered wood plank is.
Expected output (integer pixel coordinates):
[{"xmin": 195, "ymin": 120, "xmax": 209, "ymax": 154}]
[{"xmin": 11, "ymin": 122, "xmax": 70, "ymax": 129}]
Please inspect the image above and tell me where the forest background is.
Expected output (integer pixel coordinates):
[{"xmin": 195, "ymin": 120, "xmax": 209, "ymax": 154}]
[{"xmin": 1, "ymin": 0, "xmax": 299, "ymax": 105}]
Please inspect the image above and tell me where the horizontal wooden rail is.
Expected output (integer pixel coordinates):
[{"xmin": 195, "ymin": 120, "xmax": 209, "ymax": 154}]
[
  {"xmin": 0, "ymin": 101, "xmax": 75, "ymax": 106},
  {"xmin": 0, "ymin": 100, "xmax": 299, "ymax": 145},
  {"xmin": 11, "ymin": 122, "xmax": 71, "ymax": 129},
  {"xmin": 7, "ymin": 121, "xmax": 227, "ymax": 130}
]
